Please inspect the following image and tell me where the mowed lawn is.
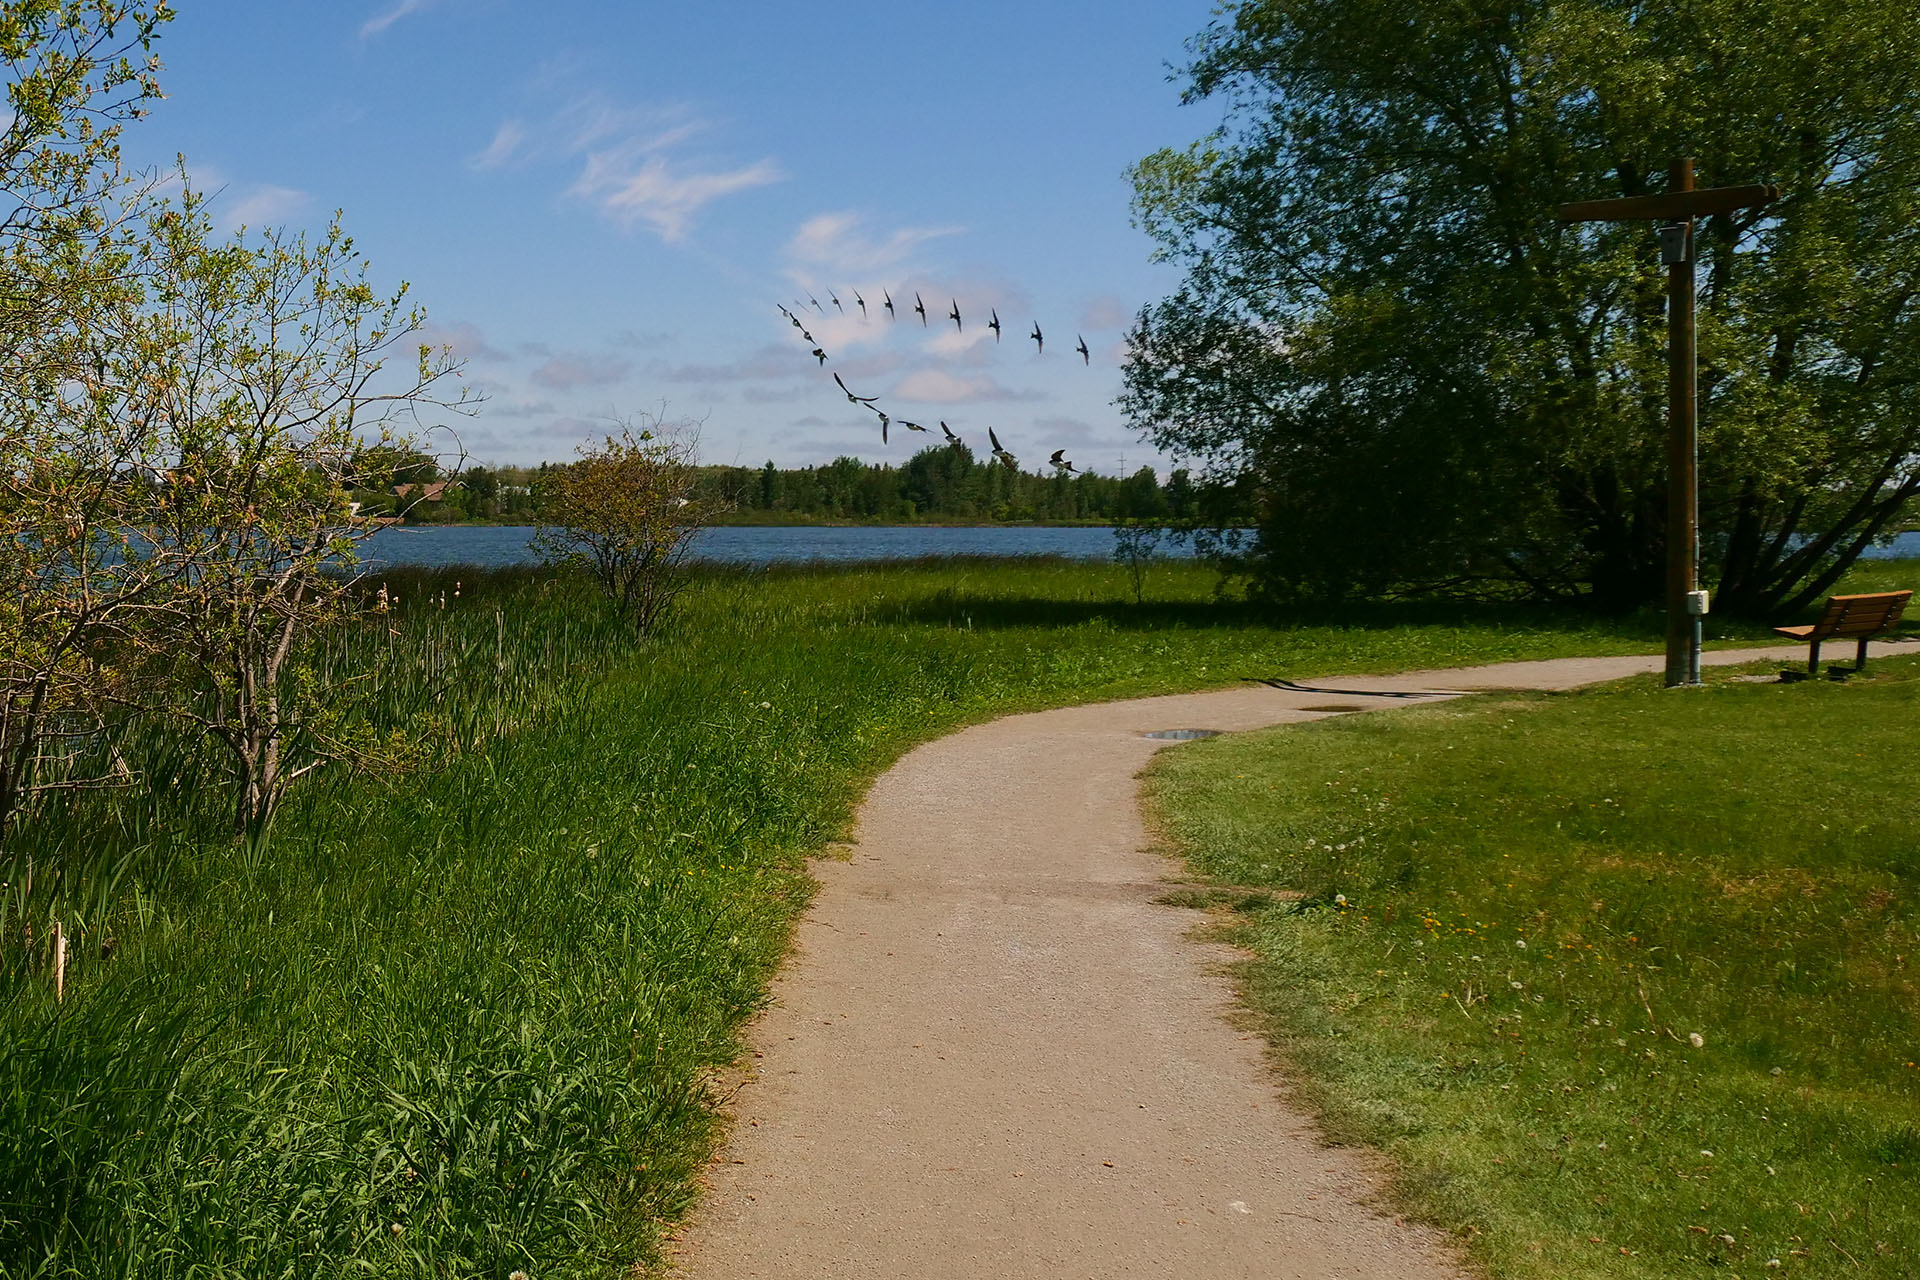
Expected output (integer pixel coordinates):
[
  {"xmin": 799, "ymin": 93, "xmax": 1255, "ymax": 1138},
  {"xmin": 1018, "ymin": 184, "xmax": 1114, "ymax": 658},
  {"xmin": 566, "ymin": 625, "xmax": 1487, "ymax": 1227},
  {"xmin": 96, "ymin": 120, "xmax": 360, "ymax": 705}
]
[{"xmin": 1146, "ymin": 649, "xmax": 1920, "ymax": 1279}]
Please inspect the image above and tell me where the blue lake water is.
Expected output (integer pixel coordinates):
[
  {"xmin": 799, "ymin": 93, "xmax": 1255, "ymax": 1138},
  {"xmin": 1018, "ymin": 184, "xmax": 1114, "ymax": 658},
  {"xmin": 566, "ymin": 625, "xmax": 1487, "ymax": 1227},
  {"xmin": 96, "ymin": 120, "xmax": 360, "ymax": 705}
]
[
  {"xmin": 359, "ymin": 524, "xmax": 1184, "ymax": 569},
  {"xmin": 359, "ymin": 524, "xmax": 1920, "ymax": 571}
]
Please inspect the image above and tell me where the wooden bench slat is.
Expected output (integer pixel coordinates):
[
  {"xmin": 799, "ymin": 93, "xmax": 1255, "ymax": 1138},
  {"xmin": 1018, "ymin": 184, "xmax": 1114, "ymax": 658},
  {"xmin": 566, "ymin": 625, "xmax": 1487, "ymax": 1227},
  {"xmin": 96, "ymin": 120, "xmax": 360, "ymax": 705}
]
[{"xmin": 1771, "ymin": 589, "xmax": 1910, "ymax": 676}]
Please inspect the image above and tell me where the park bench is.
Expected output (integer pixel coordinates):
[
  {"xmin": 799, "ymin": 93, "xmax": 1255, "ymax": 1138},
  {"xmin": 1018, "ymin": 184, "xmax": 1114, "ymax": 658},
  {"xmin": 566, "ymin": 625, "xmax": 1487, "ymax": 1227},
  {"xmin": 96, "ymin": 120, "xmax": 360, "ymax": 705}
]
[{"xmin": 1772, "ymin": 590, "xmax": 1912, "ymax": 678}]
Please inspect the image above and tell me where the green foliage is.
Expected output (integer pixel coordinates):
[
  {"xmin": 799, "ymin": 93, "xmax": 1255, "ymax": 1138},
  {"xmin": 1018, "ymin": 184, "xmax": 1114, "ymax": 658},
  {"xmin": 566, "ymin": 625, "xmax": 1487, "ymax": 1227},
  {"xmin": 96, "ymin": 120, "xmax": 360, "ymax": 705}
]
[
  {"xmin": 533, "ymin": 422, "xmax": 710, "ymax": 635},
  {"xmin": 1147, "ymin": 645, "xmax": 1920, "ymax": 1277},
  {"xmin": 1, "ymin": 5, "xmax": 466, "ymax": 849},
  {"xmin": 693, "ymin": 449, "xmax": 1230, "ymax": 526},
  {"xmin": 0, "ymin": 558, "xmax": 1687, "ymax": 1274},
  {"xmin": 1128, "ymin": 0, "xmax": 1920, "ymax": 614},
  {"xmin": 0, "ymin": 0, "xmax": 172, "ymax": 845}
]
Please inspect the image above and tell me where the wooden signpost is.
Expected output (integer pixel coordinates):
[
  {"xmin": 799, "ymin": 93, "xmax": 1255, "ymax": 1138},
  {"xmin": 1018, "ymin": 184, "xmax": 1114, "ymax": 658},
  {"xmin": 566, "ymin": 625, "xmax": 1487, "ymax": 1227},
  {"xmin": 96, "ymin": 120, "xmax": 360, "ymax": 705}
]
[{"xmin": 1556, "ymin": 160, "xmax": 1780, "ymax": 687}]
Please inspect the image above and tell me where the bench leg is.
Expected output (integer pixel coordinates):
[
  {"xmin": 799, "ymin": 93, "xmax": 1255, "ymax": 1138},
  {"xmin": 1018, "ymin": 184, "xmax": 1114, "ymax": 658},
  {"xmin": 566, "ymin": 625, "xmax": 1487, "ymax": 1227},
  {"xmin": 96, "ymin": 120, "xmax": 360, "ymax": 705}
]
[
  {"xmin": 1808, "ymin": 639, "xmax": 1821, "ymax": 676},
  {"xmin": 1857, "ymin": 636, "xmax": 1871, "ymax": 672}
]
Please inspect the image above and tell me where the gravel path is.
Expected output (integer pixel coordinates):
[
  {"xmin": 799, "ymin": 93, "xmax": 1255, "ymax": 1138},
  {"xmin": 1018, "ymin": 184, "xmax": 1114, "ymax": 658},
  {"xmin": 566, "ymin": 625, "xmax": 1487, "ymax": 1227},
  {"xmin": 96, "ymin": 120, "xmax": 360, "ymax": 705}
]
[{"xmin": 671, "ymin": 645, "xmax": 1828, "ymax": 1278}]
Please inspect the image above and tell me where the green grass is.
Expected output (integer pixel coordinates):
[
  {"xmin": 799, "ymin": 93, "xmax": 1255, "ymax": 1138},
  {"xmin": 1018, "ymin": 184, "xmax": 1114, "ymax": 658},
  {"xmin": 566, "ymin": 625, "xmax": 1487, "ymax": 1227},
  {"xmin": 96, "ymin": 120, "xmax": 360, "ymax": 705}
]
[
  {"xmin": 1145, "ymin": 643, "xmax": 1920, "ymax": 1278},
  {"xmin": 1, "ymin": 552, "xmax": 1906, "ymax": 1277}
]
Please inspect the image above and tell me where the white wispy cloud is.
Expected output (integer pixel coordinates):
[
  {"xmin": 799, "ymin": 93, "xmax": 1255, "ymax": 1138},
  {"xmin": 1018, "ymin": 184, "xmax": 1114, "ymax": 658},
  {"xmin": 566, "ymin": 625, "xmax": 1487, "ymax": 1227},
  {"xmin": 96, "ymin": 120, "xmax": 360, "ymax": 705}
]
[
  {"xmin": 890, "ymin": 370, "xmax": 1045, "ymax": 405},
  {"xmin": 474, "ymin": 89, "xmax": 781, "ymax": 242},
  {"xmin": 360, "ymin": 0, "xmax": 435, "ymax": 39},
  {"xmin": 571, "ymin": 151, "xmax": 782, "ymax": 242},
  {"xmin": 222, "ymin": 183, "xmax": 311, "ymax": 230},
  {"xmin": 785, "ymin": 212, "xmax": 964, "ymax": 284},
  {"xmin": 471, "ymin": 119, "xmax": 527, "ymax": 171}
]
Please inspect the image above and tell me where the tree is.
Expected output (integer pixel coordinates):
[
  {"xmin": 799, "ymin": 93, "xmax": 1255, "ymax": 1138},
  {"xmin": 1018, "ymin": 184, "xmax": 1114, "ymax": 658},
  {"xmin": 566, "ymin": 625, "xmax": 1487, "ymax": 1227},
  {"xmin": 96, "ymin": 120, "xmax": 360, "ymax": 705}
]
[
  {"xmin": 126, "ymin": 199, "xmax": 468, "ymax": 841},
  {"xmin": 0, "ymin": 1, "xmax": 172, "ymax": 848},
  {"xmin": 1126, "ymin": 0, "xmax": 1920, "ymax": 612},
  {"xmin": 533, "ymin": 418, "xmax": 713, "ymax": 635}
]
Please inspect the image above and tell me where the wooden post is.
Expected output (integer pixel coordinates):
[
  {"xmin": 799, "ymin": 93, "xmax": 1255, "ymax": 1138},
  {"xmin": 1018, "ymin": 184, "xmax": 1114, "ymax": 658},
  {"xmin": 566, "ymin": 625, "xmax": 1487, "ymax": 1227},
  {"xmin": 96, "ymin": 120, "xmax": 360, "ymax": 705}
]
[
  {"xmin": 1665, "ymin": 159, "xmax": 1699, "ymax": 687},
  {"xmin": 1555, "ymin": 167, "xmax": 1780, "ymax": 689}
]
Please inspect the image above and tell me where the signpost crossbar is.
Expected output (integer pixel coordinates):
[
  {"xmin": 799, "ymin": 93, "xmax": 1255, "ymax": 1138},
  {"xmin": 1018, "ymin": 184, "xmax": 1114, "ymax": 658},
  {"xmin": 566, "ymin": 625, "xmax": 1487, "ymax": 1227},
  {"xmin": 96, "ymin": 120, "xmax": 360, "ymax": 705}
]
[
  {"xmin": 1556, "ymin": 183, "xmax": 1781, "ymax": 224},
  {"xmin": 1552, "ymin": 161, "xmax": 1779, "ymax": 687}
]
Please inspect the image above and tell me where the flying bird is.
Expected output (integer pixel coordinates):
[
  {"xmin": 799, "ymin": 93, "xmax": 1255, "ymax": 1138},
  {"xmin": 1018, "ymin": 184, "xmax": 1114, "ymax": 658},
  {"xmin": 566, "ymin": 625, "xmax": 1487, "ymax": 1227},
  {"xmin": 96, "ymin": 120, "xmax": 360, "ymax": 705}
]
[
  {"xmin": 853, "ymin": 289, "xmax": 867, "ymax": 319},
  {"xmin": 883, "ymin": 289, "xmax": 895, "ymax": 320},
  {"xmin": 834, "ymin": 371, "xmax": 877, "ymax": 404},
  {"xmin": 829, "ymin": 290, "xmax": 843, "ymax": 313},
  {"xmin": 876, "ymin": 410, "xmax": 890, "ymax": 444},
  {"xmin": 914, "ymin": 292, "xmax": 927, "ymax": 325},
  {"xmin": 940, "ymin": 420, "xmax": 964, "ymax": 449},
  {"xmin": 988, "ymin": 308, "xmax": 1001, "ymax": 342},
  {"xmin": 1030, "ymin": 322, "xmax": 1044, "ymax": 354},
  {"xmin": 1076, "ymin": 335, "xmax": 1090, "ymax": 365},
  {"xmin": 988, "ymin": 427, "xmax": 1017, "ymax": 472},
  {"xmin": 899, "ymin": 418, "xmax": 929, "ymax": 433},
  {"xmin": 948, "ymin": 299, "xmax": 962, "ymax": 332},
  {"xmin": 799, "ymin": 328, "xmax": 816, "ymax": 344},
  {"xmin": 1049, "ymin": 449, "xmax": 1079, "ymax": 473},
  {"xmin": 807, "ymin": 292, "xmax": 823, "ymax": 313},
  {"xmin": 811, "ymin": 347, "xmax": 828, "ymax": 365}
]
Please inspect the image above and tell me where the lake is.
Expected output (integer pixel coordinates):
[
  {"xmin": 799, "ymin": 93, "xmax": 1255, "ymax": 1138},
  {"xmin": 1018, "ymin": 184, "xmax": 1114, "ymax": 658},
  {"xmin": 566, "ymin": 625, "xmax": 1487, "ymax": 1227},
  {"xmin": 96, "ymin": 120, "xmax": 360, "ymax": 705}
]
[
  {"xmin": 359, "ymin": 524, "xmax": 1920, "ymax": 571},
  {"xmin": 360, "ymin": 524, "xmax": 1190, "ymax": 569}
]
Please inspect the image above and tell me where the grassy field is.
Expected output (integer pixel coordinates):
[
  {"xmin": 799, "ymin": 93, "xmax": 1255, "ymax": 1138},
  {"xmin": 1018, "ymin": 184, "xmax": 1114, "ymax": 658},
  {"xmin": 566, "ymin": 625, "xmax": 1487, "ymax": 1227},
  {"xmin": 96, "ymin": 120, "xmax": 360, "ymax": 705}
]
[
  {"xmin": 3, "ymin": 553, "xmax": 1716, "ymax": 1278},
  {"xmin": 1145, "ymin": 601, "xmax": 1920, "ymax": 1278}
]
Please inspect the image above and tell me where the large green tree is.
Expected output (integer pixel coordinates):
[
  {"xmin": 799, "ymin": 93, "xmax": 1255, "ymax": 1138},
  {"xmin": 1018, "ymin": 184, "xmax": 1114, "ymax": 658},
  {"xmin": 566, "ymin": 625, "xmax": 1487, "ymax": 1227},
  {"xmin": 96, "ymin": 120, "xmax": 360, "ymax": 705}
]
[{"xmin": 1125, "ymin": 0, "xmax": 1920, "ymax": 612}]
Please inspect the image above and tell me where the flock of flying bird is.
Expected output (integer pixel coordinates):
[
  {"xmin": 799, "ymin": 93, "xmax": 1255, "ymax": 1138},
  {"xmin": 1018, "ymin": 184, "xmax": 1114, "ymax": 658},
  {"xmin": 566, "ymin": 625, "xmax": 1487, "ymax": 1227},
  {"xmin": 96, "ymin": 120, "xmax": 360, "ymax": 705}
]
[{"xmin": 774, "ymin": 287, "xmax": 1092, "ymax": 476}]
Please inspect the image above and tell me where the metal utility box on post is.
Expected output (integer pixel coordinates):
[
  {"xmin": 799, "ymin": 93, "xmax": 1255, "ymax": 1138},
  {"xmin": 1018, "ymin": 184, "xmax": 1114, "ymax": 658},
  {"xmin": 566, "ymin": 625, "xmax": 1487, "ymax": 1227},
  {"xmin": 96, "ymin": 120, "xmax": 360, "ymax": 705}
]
[{"xmin": 1555, "ymin": 162, "xmax": 1780, "ymax": 687}]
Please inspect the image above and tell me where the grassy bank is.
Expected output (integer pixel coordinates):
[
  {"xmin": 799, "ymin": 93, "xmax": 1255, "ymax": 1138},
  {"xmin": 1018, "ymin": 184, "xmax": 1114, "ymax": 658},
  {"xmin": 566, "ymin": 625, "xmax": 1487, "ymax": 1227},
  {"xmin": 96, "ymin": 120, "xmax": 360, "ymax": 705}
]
[
  {"xmin": 1145, "ymin": 622, "xmax": 1920, "ymax": 1276},
  {"xmin": 0, "ymin": 556, "xmax": 1830, "ymax": 1276}
]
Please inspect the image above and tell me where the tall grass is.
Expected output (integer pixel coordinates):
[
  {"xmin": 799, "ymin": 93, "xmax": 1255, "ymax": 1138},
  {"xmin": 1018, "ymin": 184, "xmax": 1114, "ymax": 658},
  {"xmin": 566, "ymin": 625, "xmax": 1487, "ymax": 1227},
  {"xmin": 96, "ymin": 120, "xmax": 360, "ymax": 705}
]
[{"xmin": 0, "ymin": 556, "xmax": 1784, "ymax": 1276}]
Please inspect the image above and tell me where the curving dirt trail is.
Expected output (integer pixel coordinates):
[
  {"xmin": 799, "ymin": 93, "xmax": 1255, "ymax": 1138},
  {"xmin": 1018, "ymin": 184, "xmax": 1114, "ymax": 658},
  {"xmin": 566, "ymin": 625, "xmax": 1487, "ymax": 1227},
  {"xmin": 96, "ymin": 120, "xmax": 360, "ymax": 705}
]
[{"xmin": 671, "ymin": 646, "xmax": 1823, "ymax": 1278}]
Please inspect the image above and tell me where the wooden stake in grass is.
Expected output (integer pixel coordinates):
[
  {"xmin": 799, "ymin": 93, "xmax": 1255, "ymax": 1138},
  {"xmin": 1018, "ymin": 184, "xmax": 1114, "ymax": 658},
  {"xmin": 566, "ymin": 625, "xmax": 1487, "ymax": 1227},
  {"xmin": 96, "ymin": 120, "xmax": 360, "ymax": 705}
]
[{"xmin": 52, "ymin": 918, "xmax": 66, "ymax": 1003}]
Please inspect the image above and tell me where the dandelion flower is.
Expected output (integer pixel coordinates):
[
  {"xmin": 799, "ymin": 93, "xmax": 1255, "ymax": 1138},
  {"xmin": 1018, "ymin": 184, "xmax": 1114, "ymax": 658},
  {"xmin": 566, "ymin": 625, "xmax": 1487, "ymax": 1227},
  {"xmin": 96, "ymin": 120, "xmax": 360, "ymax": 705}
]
[
  {"xmin": 1334, "ymin": 893, "xmax": 1348, "ymax": 907},
  {"xmin": 1515, "ymin": 939, "xmax": 1527, "ymax": 949}
]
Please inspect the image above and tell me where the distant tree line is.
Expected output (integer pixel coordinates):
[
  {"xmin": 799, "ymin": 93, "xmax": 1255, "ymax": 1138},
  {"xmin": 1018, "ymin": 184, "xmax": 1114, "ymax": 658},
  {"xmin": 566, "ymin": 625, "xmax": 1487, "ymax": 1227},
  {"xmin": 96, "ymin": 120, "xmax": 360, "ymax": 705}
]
[
  {"xmin": 365, "ymin": 446, "xmax": 1251, "ymax": 526},
  {"xmin": 702, "ymin": 449, "xmax": 1206, "ymax": 523}
]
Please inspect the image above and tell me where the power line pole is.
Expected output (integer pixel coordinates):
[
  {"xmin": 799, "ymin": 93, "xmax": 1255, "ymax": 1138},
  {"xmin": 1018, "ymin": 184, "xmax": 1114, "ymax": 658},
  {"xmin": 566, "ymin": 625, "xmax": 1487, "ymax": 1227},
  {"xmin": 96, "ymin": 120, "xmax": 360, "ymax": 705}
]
[{"xmin": 1556, "ymin": 162, "xmax": 1780, "ymax": 687}]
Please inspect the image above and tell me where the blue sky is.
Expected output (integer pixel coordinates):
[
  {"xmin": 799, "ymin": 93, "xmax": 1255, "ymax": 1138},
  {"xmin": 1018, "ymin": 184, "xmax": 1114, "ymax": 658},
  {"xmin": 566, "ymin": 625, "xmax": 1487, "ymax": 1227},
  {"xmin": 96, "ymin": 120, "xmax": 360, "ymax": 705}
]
[{"xmin": 132, "ymin": 1, "xmax": 1225, "ymax": 472}]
